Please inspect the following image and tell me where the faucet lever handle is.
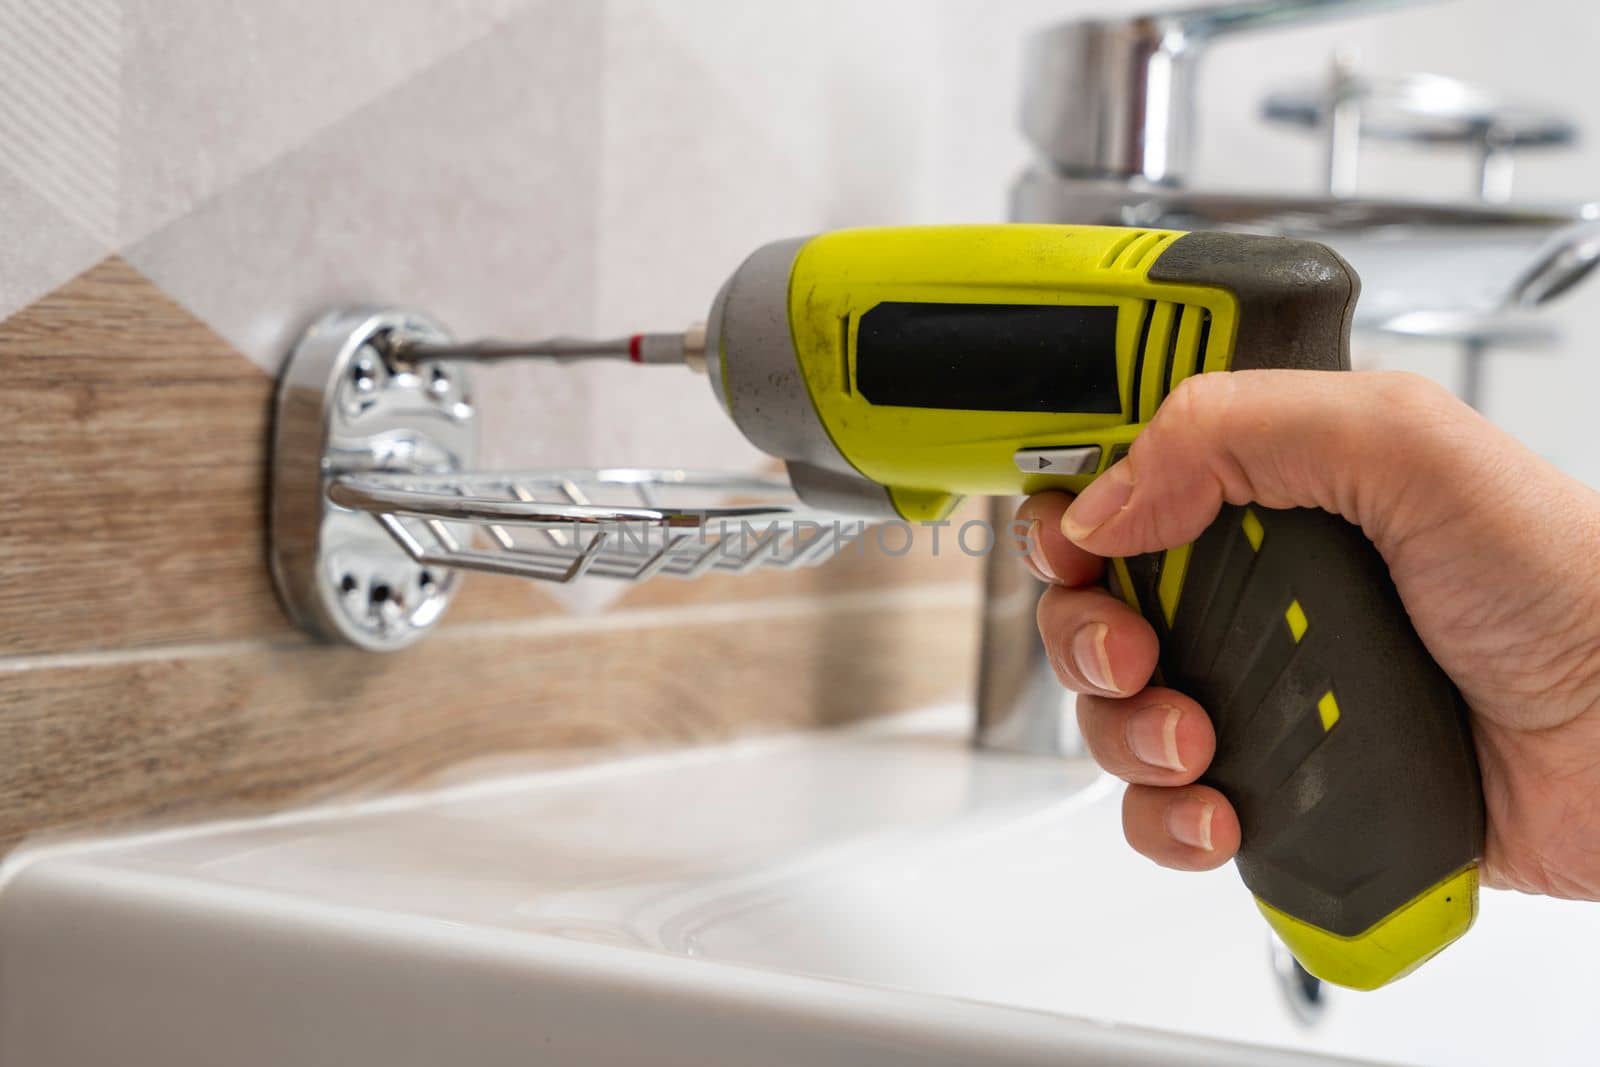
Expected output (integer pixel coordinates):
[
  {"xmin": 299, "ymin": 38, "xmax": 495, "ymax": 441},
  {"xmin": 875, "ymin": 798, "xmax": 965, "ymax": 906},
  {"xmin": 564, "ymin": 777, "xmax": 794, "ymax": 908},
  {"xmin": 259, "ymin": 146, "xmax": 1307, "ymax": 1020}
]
[
  {"xmin": 1158, "ymin": 0, "xmax": 1423, "ymax": 41},
  {"xmin": 1022, "ymin": 0, "xmax": 1433, "ymax": 183}
]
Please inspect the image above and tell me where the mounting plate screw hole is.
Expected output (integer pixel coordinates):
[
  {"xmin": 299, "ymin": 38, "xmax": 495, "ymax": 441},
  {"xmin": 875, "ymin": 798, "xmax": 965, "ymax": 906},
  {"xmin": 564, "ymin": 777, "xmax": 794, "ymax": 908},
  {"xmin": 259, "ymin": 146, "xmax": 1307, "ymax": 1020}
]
[{"xmin": 351, "ymin": 355, "xmax": 379, "ymax": 392}]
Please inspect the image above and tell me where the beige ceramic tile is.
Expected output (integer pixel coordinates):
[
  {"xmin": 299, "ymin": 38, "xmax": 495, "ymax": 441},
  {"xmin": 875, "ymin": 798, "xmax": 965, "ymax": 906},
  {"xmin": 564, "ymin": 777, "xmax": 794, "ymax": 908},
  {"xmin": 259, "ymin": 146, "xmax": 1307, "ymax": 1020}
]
[
  {"xmin": 118, "ymin": 0, "xmax": 536, "ymax": 244},
  {"xmin": 582, "ymin": 0, "xmax": 942, "ymax": 476},
  {"xmin": 0, "ymin": 0, "xmax": 119, "ymax": 245},
  {"xmin": 0, "ymin": 1, "xmax": 118, "ymax": 315},
  {"xmin": 123, "ymin": 2, "xmax": 603, "ymax": 375},
  {"xmin": 0, "ymin": 165, "xmax": 111, "ymax": 320}
]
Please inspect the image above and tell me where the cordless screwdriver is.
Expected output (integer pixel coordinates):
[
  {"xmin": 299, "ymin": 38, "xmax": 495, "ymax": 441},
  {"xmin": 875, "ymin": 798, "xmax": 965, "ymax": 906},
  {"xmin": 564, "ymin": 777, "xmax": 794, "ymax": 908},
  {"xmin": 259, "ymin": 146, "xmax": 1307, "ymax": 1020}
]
[{"xmin": 399, "ymin": 224, "xmax": 1486, "ymax": 990}]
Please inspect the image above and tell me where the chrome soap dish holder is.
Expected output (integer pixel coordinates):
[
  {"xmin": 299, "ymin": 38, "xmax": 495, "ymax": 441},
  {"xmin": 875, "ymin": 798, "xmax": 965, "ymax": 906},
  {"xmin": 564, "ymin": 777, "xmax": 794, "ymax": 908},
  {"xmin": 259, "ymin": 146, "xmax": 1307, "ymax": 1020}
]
[{"xmin": 269, "ymin": 307, "xmax": 867, "ymax": 651}]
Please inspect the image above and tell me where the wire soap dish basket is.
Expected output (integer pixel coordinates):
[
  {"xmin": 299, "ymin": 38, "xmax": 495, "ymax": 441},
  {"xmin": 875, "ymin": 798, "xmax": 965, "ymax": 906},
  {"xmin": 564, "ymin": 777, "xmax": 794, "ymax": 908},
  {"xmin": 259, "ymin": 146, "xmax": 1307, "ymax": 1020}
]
[
  {"xmin": 269, "ymin": 307, "xmax": 869, "ymax": 651},
  {"xmin": 328, "ymin": 468, "xmax": 864, "ymax": 583}
]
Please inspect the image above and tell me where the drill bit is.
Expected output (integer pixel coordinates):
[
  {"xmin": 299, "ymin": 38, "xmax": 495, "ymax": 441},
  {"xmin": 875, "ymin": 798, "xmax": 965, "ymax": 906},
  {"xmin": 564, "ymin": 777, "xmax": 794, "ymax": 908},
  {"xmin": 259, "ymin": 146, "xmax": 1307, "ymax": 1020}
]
[{"xmin": 387, "ymin": 324, "xmax": 707, "ymax": 371}]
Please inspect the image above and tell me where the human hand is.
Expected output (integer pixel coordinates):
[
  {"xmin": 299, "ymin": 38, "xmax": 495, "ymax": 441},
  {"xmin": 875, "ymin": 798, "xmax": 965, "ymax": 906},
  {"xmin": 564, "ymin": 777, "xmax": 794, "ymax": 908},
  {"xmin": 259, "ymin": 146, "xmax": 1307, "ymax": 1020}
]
[{"xmin": 1019, "ymin": 370, "xmax": 1600, "ymax": 898}]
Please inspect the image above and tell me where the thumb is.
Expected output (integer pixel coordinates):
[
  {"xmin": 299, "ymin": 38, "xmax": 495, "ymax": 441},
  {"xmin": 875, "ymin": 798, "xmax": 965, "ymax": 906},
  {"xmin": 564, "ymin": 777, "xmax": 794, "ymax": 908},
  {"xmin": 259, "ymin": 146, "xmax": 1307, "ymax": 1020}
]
[{"xmin": 1060, "ymin": 370, "xmax": 1489, "ymax": 559}]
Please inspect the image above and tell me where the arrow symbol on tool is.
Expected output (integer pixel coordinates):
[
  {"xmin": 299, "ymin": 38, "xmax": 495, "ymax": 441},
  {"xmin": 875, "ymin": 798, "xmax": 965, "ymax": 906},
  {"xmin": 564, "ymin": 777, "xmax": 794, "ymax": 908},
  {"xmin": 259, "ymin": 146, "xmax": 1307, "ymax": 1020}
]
[{"xmin": 1037, "ymin": 456, "xmax": 1052, "ymax": 470}]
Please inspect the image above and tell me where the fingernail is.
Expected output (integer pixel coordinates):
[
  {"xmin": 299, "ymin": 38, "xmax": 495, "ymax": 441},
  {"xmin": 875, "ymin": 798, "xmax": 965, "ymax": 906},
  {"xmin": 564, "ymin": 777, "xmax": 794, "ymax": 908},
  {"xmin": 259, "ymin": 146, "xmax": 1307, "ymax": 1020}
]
[
  {"xmin": 1072, "ymin": 622, "xmax": 1118, "ymax": 693},
  {"xmin": 1127, "ymin": 705, "xmax": 1186, "ymax": 772},
  {"xmin": 1026, "ymin": 520, "xmax": 1058, "ymax": 582},
  {"xmin": 1062, "ymin": 461, "xmax": 1134, "ymax": 543},
  {"xmin": 1165, "ymin": 797, "xmax": 1216, "ymax": 851}
]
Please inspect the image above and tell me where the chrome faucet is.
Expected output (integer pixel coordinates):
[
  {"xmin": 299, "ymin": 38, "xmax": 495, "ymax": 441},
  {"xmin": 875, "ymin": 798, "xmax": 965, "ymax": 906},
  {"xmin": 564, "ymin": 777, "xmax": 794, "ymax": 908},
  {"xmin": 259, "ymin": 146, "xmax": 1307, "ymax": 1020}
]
[
  {"xmin": 976, "ymin": 0, "xmax": 1600, "ymax": 755},
  {"xmin": 1019, "ymin": 0, "xmax": 1414, "ymax": 185}
]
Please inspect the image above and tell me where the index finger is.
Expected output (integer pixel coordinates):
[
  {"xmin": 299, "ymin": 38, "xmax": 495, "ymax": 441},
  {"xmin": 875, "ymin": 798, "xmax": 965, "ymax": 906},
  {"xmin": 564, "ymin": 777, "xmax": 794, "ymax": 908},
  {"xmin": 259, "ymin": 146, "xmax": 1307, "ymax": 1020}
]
[{"xmin": 1016, "ymin": 491, "xmax": 1105, "ymax": 587}]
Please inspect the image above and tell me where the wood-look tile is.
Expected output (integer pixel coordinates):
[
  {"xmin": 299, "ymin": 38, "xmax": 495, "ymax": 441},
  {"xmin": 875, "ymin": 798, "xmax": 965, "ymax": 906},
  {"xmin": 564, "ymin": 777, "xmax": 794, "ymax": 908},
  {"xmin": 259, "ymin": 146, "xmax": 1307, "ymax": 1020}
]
[
  {"xmin": 1, "ymin": 257, "xmax": 983, "ymax": 654},
  {"xmin": 0, "ymin": 258, "xmax": 291, "ymax": 655},
  {"xmin": 0, "ymin": 257, "xmax": 993, "ymax": 853},
  {"xmin": 0, "ymin": 589, "xmax": 979, "ymax": 852}
]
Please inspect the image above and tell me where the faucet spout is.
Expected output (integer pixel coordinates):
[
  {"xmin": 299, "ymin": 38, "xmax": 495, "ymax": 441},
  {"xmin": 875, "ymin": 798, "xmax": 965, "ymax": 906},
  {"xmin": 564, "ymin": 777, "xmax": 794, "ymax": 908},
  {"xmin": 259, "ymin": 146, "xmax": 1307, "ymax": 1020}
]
[{"xmin": 973, "ymin": 497, "xmax": 1076, "ymax": 757}]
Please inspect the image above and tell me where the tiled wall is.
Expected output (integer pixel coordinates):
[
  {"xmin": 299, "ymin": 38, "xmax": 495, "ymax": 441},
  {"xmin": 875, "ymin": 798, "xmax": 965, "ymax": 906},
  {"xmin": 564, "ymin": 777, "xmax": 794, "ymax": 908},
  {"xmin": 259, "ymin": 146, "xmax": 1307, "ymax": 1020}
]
[
  {"xmin": 0, "ymin": 1, "xmax": 986, "ymax": 852},
  {"xmin": 0, "ymin": 252, "xmax": 983, "ymax": 850},
  {"xmin": 3, "ymin": 0, "xmax": 1597, "ymax": 850}
]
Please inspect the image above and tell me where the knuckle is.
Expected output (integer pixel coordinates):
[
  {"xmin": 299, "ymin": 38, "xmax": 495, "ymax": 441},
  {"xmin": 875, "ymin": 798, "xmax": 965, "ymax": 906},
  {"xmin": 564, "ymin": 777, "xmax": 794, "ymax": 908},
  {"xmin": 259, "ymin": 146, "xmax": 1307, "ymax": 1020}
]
[
  {"xmin": 1352, "ymin": 371, "xmax": 1478, "ymax": 519},
  {"xmin": 1161, "ymin": 372, "xmax": 1235, "ymax": 431},
  {"xmin": 1122, "ymin": 374, "xmax": 1243, "ymax": 547},
  {"xmin": 1369, "ymin": 371, "xmax": 1471, "ymax": 444},
  {"xmin": 1372, "ymin": 369, "xmax": 1448, "ymax": 410},
  {"xmin": 1135, "ymin": 372, "xmax": 1240, "ymax": 479}
]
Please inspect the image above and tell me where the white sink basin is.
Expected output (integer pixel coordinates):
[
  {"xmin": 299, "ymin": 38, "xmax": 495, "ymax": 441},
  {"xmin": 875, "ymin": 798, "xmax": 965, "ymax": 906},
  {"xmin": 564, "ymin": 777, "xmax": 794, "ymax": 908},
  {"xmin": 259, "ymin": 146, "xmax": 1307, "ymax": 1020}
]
[{"xmin": 2, "ymin": 707, "xmax": 1596, "ymax": 1066}]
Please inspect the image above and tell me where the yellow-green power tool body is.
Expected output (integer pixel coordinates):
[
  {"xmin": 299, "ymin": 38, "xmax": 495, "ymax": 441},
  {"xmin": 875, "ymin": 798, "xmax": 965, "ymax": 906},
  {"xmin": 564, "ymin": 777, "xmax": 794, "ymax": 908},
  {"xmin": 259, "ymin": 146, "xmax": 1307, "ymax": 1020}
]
[{"xmin": 701, "ymin": 225, "xmax": 1485, "ymax": 990}]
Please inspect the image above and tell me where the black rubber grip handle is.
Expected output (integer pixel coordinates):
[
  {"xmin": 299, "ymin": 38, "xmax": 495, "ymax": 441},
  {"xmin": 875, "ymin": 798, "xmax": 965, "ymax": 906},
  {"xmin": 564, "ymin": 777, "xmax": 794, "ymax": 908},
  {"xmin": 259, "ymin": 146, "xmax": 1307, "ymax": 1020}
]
[
  {"xmin": 1127, "ymin": 233, "xmax": 1486, "ymax": 986},
  {"xmin": 1119, "ymin": 507, "xmax": 1483, "ymax": 937}
]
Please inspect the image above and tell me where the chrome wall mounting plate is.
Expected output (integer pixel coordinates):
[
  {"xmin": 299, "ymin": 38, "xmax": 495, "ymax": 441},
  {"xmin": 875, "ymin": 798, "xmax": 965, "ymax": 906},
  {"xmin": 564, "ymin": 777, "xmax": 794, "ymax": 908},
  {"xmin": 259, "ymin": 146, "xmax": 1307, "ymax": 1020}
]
[
  {"xmin": 270, "ymin": 307, "xmax": 475, "ymax": 652},
  {"xmin": 270, "ymin": 306, "xmax": 864, "ymax": 651}
]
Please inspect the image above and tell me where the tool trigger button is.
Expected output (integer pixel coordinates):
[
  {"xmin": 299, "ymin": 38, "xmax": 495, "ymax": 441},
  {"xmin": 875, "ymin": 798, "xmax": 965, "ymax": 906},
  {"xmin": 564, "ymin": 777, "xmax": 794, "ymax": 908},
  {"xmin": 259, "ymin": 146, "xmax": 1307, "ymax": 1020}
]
[{"xmin": 1013, "ymin": 445, "xmax": 1101, "ymax": 476}]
